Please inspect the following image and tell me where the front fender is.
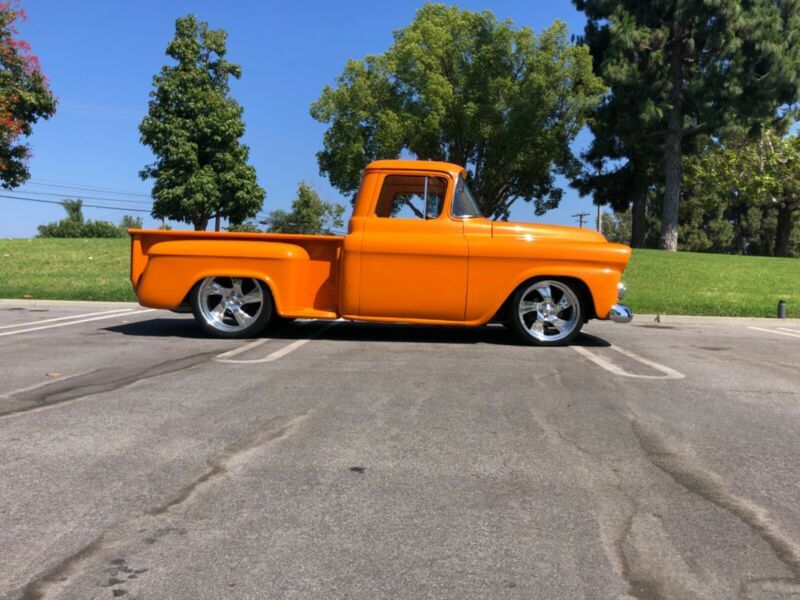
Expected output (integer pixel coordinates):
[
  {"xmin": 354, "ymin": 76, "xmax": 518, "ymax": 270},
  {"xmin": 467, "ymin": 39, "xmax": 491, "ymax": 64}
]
[
  {"xmin": 501, "ymin": 266, "xmax": 620, "ymax": 321},
  {"xmin": 464, "ymin": 240, "xmax": 631, "ymax": 324}
]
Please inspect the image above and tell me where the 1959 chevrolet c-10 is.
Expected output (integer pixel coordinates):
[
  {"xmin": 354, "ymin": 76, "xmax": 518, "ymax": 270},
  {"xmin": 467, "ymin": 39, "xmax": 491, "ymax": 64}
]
[{"xmin": 129, "ymin": 160, "xmax": 633, "ymax": 346}]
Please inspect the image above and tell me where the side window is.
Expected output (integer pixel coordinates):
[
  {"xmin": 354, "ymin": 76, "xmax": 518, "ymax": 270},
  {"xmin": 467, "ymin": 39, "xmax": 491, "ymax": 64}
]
[{"xmin": 374, "ymin": 175, "xmax": 447, "ymax": 219}]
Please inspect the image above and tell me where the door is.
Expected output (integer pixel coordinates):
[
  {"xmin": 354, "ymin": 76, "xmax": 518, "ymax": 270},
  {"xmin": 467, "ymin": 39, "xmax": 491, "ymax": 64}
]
[{"xmin": 358, "ymin": 172, "xmax": 468, "ymax": 321}]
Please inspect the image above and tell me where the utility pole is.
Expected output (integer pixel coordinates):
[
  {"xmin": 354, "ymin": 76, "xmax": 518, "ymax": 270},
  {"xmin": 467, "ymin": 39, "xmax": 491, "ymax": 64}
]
[
  {"xmin": 572, "ymin": 211, "xmax": 591, "ymax": 228},
  {"xmin": 595, "ymin": 203, "xmax": 601, "ymax": 232}
]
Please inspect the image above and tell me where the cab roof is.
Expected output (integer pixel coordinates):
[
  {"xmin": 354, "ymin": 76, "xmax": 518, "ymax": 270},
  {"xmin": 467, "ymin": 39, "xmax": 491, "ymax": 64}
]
[{"xmin": 365, "ymin": 159, "xmax": 466, "ymax": 178}]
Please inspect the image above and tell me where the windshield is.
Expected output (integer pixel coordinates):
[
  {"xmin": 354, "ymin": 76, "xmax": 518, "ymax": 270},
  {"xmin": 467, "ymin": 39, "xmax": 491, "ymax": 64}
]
[{"xmin": 452, "ymin": 176, "xmax": 482, "ymax": 218}]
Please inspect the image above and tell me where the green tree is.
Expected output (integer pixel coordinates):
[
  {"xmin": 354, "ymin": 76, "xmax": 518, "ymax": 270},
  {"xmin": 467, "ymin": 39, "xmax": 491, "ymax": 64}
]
[
  {"xmin": 600, "ymin": 210, "xmax": 632, "ymax": 244},
  {"xmin": 139, "ymin": 14, "xmax": 264, "ymax": 231},
  {"xmin": 0, "ymin": 1, "xmax": 56, "ymax": 188},
  {"xmin": 37, "ymin": 199, "xmax": 132, "ymax": 238},
  {"xmin": 684, "ymin": 132, "xmax": 800, "ymax": 257},
  {"xmin": 262, "ymin": 183, "xmax": 345, "ymax": 235},
  {"xmin": 226, "ymin": 220, "xmax": 262, "ymax": 233},
  {"xmin": 119, "ymin": 214, "xmax": 143, "ymax": 233},
  {"xmin": 61, "ymin": 198, "xmax": 83, "ymax": 223},
  {"xmin": 574, "ymin": 0, "xmax": 800, "ymax": 251},
  {"xmin": 311, "ymin": 3, "xmax": 603, "ymax": 219}
]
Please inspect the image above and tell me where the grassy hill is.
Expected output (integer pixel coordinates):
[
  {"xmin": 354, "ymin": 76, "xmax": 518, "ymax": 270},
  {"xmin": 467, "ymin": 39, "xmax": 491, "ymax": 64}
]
[{"xmin": 0, "ymin": 238, "xmax": 798, "ymax": 317}]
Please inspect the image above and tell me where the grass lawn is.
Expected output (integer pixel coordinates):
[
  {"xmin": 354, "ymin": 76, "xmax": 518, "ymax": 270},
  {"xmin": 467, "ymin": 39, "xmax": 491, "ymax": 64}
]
[
  {"xmin": 0, "ymin": 238, "xmax": 798, "ymax": 317},
  {"xmin": 0, "ymin": 238, "xmax": 135, "ymax": 302},
  {"xmin": 625, "ymin": 248, "xmax": 799, "ymax": 318}
]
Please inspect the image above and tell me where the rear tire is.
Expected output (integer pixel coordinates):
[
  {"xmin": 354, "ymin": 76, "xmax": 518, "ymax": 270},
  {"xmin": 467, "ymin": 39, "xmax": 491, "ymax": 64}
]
[{"xmin": 190, "ymin": 276, "xmax": 273, "ymax": 339}]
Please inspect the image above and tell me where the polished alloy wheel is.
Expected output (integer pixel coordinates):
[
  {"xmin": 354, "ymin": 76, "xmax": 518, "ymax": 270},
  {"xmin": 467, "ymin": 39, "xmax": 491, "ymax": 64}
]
[
  {"xmin": 516, "ymin": 280, "xmax": 582, "ymax": 344},
  {"xmin": 196, "ymin": 276, "xmax": 265, "ymax": 334}
]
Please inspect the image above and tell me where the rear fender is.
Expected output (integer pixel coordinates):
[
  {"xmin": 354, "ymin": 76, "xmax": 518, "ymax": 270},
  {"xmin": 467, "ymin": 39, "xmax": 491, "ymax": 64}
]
[{"xmin": 135, "ymin": 239, "xmax": 310, "ymax": 314}]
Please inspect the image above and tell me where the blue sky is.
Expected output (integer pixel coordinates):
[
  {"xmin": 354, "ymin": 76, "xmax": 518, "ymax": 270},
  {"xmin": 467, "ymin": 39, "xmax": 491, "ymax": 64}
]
[{"xmin": 5, "ymin": 0, "xmax": 594, "ymax": 237}]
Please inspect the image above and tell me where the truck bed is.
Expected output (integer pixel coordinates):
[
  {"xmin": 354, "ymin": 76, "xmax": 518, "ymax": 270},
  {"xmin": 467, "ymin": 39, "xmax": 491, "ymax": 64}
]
[{"xmin": 129, "ymin": 229, "xmax": 344, "ymax": 318}]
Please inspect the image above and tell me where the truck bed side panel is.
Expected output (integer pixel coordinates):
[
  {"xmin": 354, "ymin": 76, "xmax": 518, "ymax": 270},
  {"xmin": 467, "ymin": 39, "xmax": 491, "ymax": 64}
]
[{"xmin": 130, "ymin": 231, "xmax": 342, "ymax": 316}]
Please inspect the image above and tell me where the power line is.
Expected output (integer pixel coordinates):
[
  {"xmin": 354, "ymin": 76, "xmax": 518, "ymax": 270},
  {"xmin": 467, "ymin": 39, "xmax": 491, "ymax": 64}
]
[
  {"xmin": 29, "ymin": 179, "xmax": 152, "ymax": 197},
  {"xmin": 4, "ymin": 193, "xmax": 347, "ymax": 228},
  {"xmin": 15, "ymin": 188, "xmax": 154, "ymax": 205},
  {"xmin": 0, "ymin": 193, "xmax": 151, "ymax": 213},
  {"xmin": 571, "ymin": 211, "xmax": 591, "ymax": 228},
  {"xmin": 27, "ymin": 179, "xmax": 152, "ymax": 198}
]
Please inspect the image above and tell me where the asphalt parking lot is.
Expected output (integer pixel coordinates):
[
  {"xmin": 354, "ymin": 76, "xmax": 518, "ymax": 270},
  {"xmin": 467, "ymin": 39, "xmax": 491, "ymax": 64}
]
[{"xmin": 1, "ymin": 300, "xmax": 799, "ymax": 600}]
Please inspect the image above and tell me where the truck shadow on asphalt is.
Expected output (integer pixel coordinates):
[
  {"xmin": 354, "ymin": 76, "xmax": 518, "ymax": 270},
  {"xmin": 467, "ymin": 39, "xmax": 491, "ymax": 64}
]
[{"xmin": 105, "ymin": 318, "xmax": 611, "ymax": 347}]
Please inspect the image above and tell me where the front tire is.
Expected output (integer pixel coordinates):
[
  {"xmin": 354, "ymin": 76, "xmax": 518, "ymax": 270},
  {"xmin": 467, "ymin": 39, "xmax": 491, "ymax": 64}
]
[
  {"xmin": 509, "ymin": 279, "xmax": 583, "ymax": 346},
  {"xmin": 190, "ymin": 276, "xmax": 273, "ymax": 339}
]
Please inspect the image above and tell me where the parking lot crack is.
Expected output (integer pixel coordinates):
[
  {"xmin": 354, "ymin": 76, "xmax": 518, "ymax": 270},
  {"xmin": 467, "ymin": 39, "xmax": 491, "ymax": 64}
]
[
  {"xmin": 548, "ymin": 423, "xmax": 606, "ymax": 461},
  {"xmin": 146, "ymin": 411, "xmax": 309, "ymax": 516},
  {"xmin": 631, "ymin": 419, "xmax": 800, "ymax": 582},
  {"xmin": 11, "ymin": 411, "xmax": 309, "ymax": 599},
  {"xmin": 16, "ymin": 533, "xmax": 109, "ymax": 600},
  {"xmin": 620, "ymin": 508, "xmax": 717, "ymax": 600},
  {"xmin": 740, "ymin": 576, "xmax": 800, "ymax": 598},
  {"xmin": 528, "ymin": 406, "xmax": 651, "ymax": 598},
  {"xmin": 0, "ymin": 351, "xmax": 219, "ymax": 418},
  {"xmin": 607, "ymin": 497, "xmax": 642, "ymax": 600}
]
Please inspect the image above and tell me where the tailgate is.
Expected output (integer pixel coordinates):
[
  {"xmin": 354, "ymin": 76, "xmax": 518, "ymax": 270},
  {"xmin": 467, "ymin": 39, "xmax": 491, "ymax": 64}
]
[
  {"xmin": 129, "ymin": 231, "xmax": 147, "ymax": 290},
  {"xmin": 129, "ymin": 229, "xmax": 176, "ymax": 290}
]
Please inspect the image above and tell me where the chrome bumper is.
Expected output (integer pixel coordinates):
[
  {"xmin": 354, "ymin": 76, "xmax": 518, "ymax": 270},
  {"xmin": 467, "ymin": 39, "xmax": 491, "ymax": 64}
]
[{"xmin": 609, "ymin": 303, "xmax": 633, "ymax": 323}]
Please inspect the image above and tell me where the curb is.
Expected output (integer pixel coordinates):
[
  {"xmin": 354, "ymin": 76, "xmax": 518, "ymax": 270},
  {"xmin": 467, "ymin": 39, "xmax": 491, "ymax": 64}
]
[
  {"xmin": 633, "ymin": 313, "xmax": 800, "ymax": 326},
  {"xmin": 0, "ymin": 298, "xmax": 141, "ymax": 310},
  {"xmin": 0, "ymin": 299, "xmax": 797, "ymax": 326}
]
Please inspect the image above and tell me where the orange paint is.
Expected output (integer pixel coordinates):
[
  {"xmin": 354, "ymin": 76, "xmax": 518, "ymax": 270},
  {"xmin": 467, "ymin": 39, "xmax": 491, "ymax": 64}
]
[{"xmin": 130, "ymin": 160, "xmax": 631, "ymax": 325}]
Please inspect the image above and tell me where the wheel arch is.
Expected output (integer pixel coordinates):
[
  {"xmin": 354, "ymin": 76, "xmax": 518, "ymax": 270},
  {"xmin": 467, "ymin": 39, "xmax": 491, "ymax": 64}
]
[
  {"xmin": 182, "ymin": 273, "xmax": 282, "ymax": 315},
  {"xmin": 492, "ymin": 275, "xmax": 597, "ymax": 323}
]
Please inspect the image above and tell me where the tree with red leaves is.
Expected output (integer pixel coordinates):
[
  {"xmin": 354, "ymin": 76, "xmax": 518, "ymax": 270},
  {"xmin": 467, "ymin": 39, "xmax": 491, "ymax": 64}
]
[{"xmin": 0, "ymin": 1, "xmax": 55, "ymax": 188}]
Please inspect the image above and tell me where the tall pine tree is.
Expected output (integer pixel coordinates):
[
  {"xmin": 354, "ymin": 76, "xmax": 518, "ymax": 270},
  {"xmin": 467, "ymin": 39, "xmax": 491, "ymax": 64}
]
[
  {"xmin": 573, "ymin": 89, "xmax": 662, "ymax": 247},
  {"xmin": 574, "ymin": 0, "xmax": 800, "ymax": 250},
  {"xmin": 140, "ymin": 15, "xmax": 264, "ymax": 231}
]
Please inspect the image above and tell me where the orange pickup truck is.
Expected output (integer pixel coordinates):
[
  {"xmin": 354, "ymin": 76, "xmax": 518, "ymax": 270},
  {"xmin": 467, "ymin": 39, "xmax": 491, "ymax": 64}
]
[{"xmin": 130, "ymin": 160, "xmax": 632, "ymax": 345}]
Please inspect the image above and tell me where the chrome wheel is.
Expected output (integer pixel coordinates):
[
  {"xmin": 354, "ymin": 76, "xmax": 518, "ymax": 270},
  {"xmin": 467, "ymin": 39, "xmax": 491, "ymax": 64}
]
[
  {"xmin": 196, "ymin": 276, "xmax": 265, "ymax": 334},
  {"xmin": 516, "ymin": 280, "xmax": 582, "ymax": 344}
]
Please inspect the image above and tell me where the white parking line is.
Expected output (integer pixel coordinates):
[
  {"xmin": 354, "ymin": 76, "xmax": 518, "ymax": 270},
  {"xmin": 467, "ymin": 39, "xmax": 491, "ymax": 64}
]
[
  {"xmin": 214, "ymin": 321, "xmax": 338, "ymax": 364},
  {"xmin": 213, "ymin": 338, "xmax": 271, "ymax": 360},
  {"xmin": 749, "ymin": 326, "xmax": 800, "ymax": 339},
  {"xmin": 571, "ymin": 344, "xmax": 685, "ymax": 380},
  {"xmin": 777, "ymin": 327, "xmax": 800, "ymax": 334},
  {"xmin": 0, "ymin": 309, "xmax": 154, "ymax": 337},
  {"xmin": 0, "ymin": 307, "xmax": 134, "ymax": 330}
]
